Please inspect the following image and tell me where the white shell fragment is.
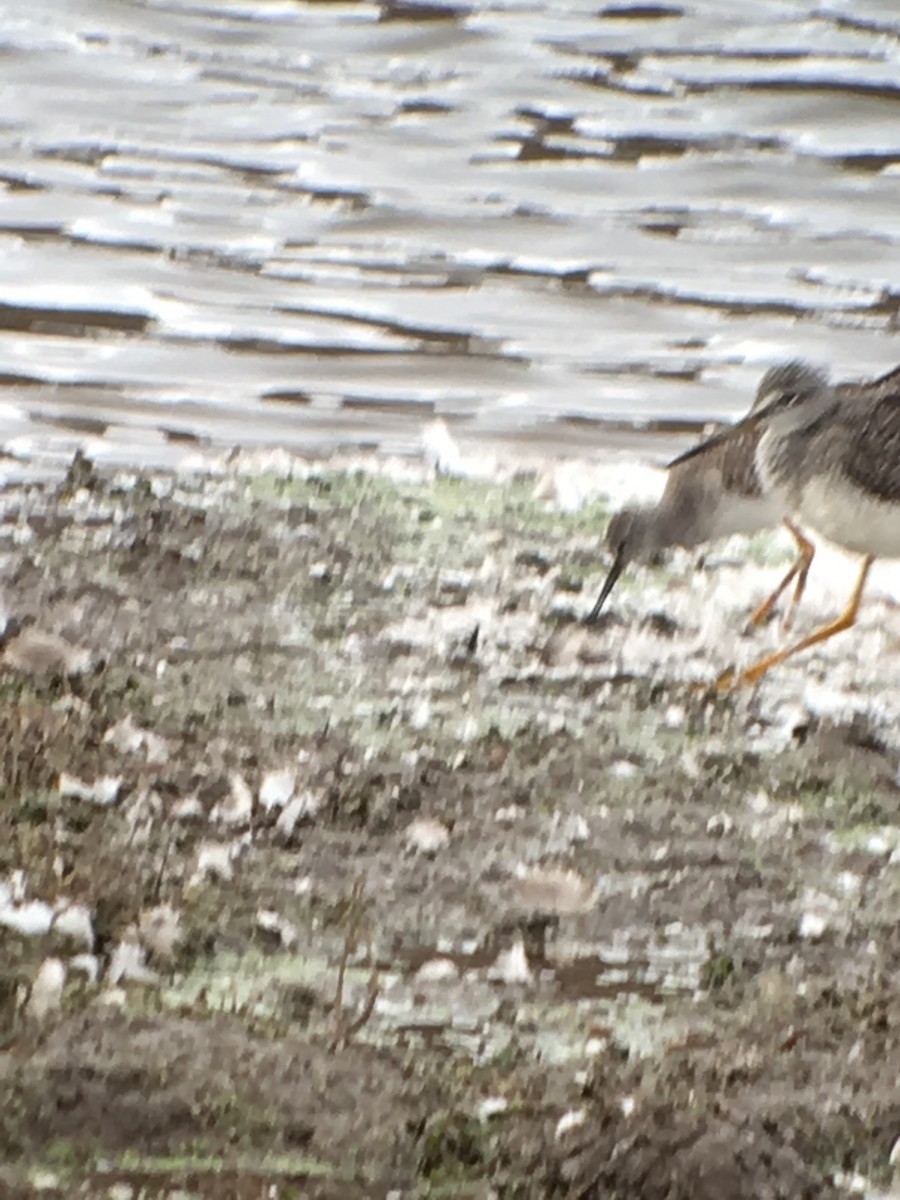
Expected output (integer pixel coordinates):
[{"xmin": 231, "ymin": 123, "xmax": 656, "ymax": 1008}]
[
  {"xmin": 2, "ymin": 628, "xmax": 92, "ymax": 676},
  {"xmin": 53, "ymin": 902, "xmax": 95, "ymax": 949},
  {"xmin": 69, "ymin": 954, "xmax": 101, "ymax": 983},
  {"xmin": 415, "ymin": 957, "xmax": 460, "ymax": 983},
  {"xmin": 548, "ymin": 811, "xmax": 590, "ymax": 847},
  {"xmin": 211, "ymin": 772, "xmax": 254, "ymax": 826},
  {"xmin": 495, "ymin": 805, "xmax": 524, "ymax": 825},
  {"xmin": 275, "ymin": 790, "xmax": 323, "ymax": 838},
  {"xmin": 488, "ymin": 933, "xmax": 533, "ymax": 984},
  {"xmin": 138, "ymin": 904, "xmax": 182, "ymax": 960},
  {"xmin": 798, "ymin": 910, "xmax": 829, "ymax": 940},
  {"xmin": 103, "ymin": 715, "xmax": 170, "ymax": 764},
  {"xmin": 404, "ymin": 817, "xmax": 450, "ymax": 855},
  {"xmin": 514, "ymin": 866, "xmax": 596, "ymax": 915},
  {"xmin": 189, "ymin": 838, "xmax": 249, "ymax": 885},
  {"xmin": 170, "ymin": 794, "xmax": 205, "ymax": 822},
  {"xmin": 555, "ymin": 1109, "xmax": 587, "ymax": 1139},
  {"xmin": 58, "ymin": 773, "xmax": 122, "ymax": 806},
  {"xmin": 256, "ymin": 908, "xmax": 298, "ymax": 949},
  {"xmin": 798, "ymin": 888, "xmax": 843, "ymax": 940},
  {"xmin": 26, "ymin": 958, "xmax": 66, "ymax": 1021},
  {"xmin": 476, "ymin": 1096, "xmax": 508, "ymax": 1120},
  {"xmin": 0, "ymin": 898, "xmax": 55, "ymax": 937},
  {"xmin": 259, "ymin": 768, "xmax": 296, "ymax": 812},
  {"xmin": 191, "ymin": 842, "xmax": 235, "ymax": 884},
  {"xmin": 107, "ymin": 928, "xmax": 160, "ymax": 985}
]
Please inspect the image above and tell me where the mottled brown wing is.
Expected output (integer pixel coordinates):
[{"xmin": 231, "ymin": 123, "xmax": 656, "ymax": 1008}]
[
  {"xmin": 713, "ymin": 420, "xmax": 763, "ymax": 499},
  {"xmin": 842, "ymin": 392, "xmax": 900, "ymax": 503}
]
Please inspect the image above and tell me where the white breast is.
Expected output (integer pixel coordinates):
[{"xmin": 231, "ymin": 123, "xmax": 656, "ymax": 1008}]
[{"xmin": 795, "ymin": 475, "xmax": 900, "ymax": 560}]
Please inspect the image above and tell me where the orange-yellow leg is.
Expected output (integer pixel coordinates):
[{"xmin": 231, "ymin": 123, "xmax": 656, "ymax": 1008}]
[
  {"xmin": 718, "ymin": 555, "xmax": 874, "ymax": 691},
  {"xmin": 748, "ymin": 519, "xmax": 816, "ymax": 630}
]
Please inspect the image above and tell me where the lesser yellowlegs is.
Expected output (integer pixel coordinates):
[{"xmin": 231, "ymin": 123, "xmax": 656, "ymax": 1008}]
[{"xmin": 585, "ymin": 363, "xmax": 821, "ymax": 626}]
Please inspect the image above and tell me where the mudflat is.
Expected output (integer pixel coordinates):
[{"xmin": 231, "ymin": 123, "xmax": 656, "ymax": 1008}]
[{"xmin": 1, "ymin": 454, "xmax": 898, "ymax": 1199}]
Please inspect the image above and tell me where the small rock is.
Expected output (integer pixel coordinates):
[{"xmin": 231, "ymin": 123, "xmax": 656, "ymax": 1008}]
[
  {"xmin": 798, "ymin": 909, "xmax": 830, "ymax": 940},
  {"xmin": 26, "ymin": 958, "xmax": 66, "ymax": 1020},
  {"xmin": 836, "ymin": 871, "xmax": 862, "ymax": 898},
  {"xmin": 107, "ymin": 928, "xmax": 159, "ymax": 985},
  {"xmin": 555, "ymin": 1109, "xmax": 587, "ymax": 1139},
  {"xmin": 53, "ymin": 902, "xmax": 95, "ymax": 949},
  {"xmin": 256, "ymin": 908, "xmax": 298, "ymax": 949},
  {"xmin": 415, "ymin": 957, "xmax": 459, "ymax": 983},
  {"xmin": 610, "ymin": 759, "xmax": 638, "ymax": 779},
  {"xmin": 409, "ymin": 698, "xmax": 432, "ymax": 730},
  {"xmin": 489, "ymin": 932, "xmax": 533, "ymax": 984},
  {"xmin": 276, "ymin": 790, "xmax": 324, "ymax": 838},
  {"xmin": 457, "ymin": 716, "xmax": 479, "ymax": 743},
  {"xmin": 543, "ymin": 627, "xmax": 610, "ymax": 668},
  {"xmin": 103, "ymin": 715, "xmax": 145, "ymax": 754},
  {"xmin": 495, "ymin": 804, "xmax": 524, "ymax": 825},
  {"xmin": 259, "ymin": 768, "xmax": 296, "ymax": 812},
  {"xmin": 211, "ymin": 772, "xmax": 254, "ymax": 826},
  {"xmin": 549, "ymin": 811, "xmax": 590, "ymax": 846},
  {"xmin": 27, "ymin": 1169, "xmax": 61, "ymax": 1192},
  {"xmin": 105, "ymin": 1183, "xmax": 134, "ymax": 1200},
  {"xmin": 103, "ymin": 716, "xmax": 170, "ymax": 764},
  {"xmin": 171, "ymin": 794, "xmax": 205, "ymax": 822},
  {"xmin": 404, "ymin": 817, "xmax": 450, "ymax": 855},
  {"xmin": 58, "ymin": 772, "xmax": 122, "ymax": 807},
  {"xmin": 138, "ymin": 904, "xmax": 182, "ymax": 960},
  {"xmin": 746, "ymin": 789, "xmax": 771, "ymax": 814},
  {"xmin": 2, "ymin": 628, "xmax": 92, "ymax": 676},
  {"xmin": 514, "ymin": 865, "xmax": 595, "ymax": 915},
  {"xmin": 475, "ymin": 1096, "xmax": 508, "ymax": 1120},
  {"xmin": 190, "ymin": 840, "xmax": 238, "ymax": 884},
  {"xmin": 68, "ymin": 954, "xmax": 101, "ymax": 982},
  {"xmin": 663, "ymin": 704, "xmax": 685, "ymax": 729},
  {"xmin": 0, "ymin": 898, "xmax": 55, "ymax": 937}
]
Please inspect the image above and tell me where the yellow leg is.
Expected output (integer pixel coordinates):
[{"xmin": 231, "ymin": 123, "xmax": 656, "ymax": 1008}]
[
  {"xmin": 748, "ymin": 519, "xmax": 816, "ymax": 630},
  {"xmin": 719, "ymin": 555, "xmax": 874, "ymax": 691}
]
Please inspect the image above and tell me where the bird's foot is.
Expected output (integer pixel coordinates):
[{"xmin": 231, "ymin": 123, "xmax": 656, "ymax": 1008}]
[{"xmin": 715, "ymin": 660, "xmax": 773, "ymax": 691}]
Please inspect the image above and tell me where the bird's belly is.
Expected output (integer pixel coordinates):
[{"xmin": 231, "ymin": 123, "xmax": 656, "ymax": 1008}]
[
  {"xmin": 796, "ymin": 476, "xmax": 900, "ymax": 559},
  {"xmin": 703, "ymin": 493, "xmax": 783, "ymax": 541}
]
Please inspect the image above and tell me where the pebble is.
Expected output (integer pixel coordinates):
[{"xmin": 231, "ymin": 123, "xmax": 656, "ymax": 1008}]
[{"xmin": 26, "ymin": 958, "xmax": 66, "ymax": 1020}]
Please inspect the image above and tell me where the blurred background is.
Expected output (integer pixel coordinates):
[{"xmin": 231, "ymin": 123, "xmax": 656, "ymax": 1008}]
[{"xmin": 0, "ymin": 0, "xmax": 897, "ymax": 476}]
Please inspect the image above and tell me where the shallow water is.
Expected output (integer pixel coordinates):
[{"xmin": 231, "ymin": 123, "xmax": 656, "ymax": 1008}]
[{"xmin": 0, "ymin": 0, "xmax": 898, "ymax": 475}]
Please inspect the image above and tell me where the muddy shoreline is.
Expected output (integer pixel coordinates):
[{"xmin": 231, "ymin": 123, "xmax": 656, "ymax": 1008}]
[{"xmin": 1, "ymin": 452, "xmax": 899, "ymax": 1198}]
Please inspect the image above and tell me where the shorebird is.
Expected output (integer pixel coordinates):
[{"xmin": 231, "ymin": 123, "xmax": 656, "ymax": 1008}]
[
  {"xmin": 668, "ymin": 360, "xmax": 900, "ymax": 688},
  {"xmin": 585, "ymin": 363, "xmax": 819, "ymax": 627}
]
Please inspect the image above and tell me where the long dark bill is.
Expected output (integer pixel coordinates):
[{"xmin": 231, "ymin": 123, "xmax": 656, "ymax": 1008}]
[
  {"xmin": 667, "ymin": 408, "xmax": 766, "ymax": 471},
  {"xmin": 585, "ymin": 551, "xmax": 625, "ymax": 625}
]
